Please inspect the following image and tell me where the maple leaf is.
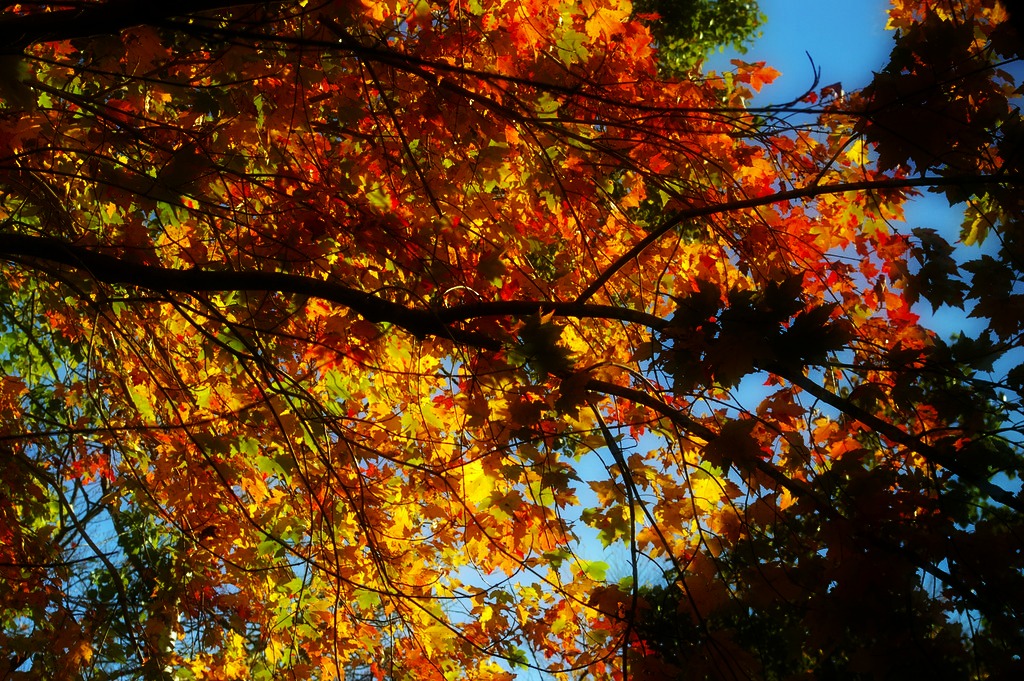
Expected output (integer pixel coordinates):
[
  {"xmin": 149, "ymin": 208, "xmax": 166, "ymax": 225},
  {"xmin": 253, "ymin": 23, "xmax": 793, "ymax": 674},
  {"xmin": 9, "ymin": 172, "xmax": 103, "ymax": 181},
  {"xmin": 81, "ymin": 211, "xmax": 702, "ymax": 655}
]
[
  {"xmin": 584, "ymin": 3, "xmax": 628, "ymax": 41},
  {"xmin": 516, "ymin": 311, "xmax": 576, "ymax": 377},
  {"xmin": 731, "ymin": 59, "xmax": 781, "ymax": 92}
]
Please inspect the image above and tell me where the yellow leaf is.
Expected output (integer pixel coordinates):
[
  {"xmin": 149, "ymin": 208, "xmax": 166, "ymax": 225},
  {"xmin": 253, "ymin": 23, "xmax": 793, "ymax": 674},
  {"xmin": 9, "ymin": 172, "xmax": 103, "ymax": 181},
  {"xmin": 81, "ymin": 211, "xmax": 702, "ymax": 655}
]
[
  {"xmin": 845, "ymin": 139, "xmax": 867, "ymax": 164},
  {"xmin": 265, "ymin": 637, "xmax": 285, "ymax": 665},
  {"xmin": 584, "ymin": 4, "xmax": 628, "ymax": 41},
  {"xmin": 462, "ymin": 457, "xmax": 495, "ymax": 506},
  {"xmin": 620, "ymin": 184, "xmax": 646, "ymax": 210},
  {"xmin": 71, "ymin": 640, "xmax": 93, "ymax": 665}
]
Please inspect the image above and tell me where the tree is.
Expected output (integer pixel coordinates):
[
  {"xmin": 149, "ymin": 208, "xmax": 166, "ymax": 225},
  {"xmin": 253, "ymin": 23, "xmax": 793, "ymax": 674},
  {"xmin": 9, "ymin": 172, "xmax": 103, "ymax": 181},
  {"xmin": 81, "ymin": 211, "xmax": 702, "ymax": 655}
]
[{"xmin": 0, "ymin": 0, "xmax": 1021, "ymax": 679}]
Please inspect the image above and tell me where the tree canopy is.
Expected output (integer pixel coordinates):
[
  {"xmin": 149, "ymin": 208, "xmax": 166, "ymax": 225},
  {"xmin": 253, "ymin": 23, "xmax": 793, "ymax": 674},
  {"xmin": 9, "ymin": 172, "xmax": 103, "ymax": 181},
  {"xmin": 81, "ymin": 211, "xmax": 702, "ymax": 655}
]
[{"xmin": 0, "ymin": 1, "xmax": 1022, "ymax": 679}]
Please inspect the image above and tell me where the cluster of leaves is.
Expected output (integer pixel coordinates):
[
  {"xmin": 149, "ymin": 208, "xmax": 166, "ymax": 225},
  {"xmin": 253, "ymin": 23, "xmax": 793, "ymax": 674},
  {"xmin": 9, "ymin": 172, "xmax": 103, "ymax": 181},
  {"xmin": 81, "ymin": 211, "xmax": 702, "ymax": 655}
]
[
  {"xmin": 0, "ymin": 0, "xmax": 1020, "ymax": 680},
  {"xmin": 631, "ymin": 0, "xmax": 765, "ymax": 73},
  {"xmin": 658, "ymin": 276, "xmax": 852, "ymax": 390}
]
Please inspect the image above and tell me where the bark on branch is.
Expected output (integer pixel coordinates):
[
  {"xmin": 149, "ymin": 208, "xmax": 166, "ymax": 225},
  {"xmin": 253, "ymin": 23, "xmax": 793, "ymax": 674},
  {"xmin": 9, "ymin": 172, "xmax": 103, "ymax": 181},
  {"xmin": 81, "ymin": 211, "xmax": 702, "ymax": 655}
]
[{"xmin": 0, "ymin": 233, "xmax": 663, "ymax": 348}]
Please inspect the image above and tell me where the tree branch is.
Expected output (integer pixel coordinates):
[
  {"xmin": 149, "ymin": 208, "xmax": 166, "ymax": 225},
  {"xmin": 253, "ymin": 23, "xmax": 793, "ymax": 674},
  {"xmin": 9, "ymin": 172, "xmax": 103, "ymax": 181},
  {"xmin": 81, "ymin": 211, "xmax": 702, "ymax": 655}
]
[
  {"xmin": 773, "ymin": 364, "xmax": 1024, "ymax": 513},
  {"xmin": 0, "ymin": 233, "xmax": 665, "ymax": 349},
  {"xmin": 576, "ymin": 173, "xmax": 1024, "ymax": 304}
]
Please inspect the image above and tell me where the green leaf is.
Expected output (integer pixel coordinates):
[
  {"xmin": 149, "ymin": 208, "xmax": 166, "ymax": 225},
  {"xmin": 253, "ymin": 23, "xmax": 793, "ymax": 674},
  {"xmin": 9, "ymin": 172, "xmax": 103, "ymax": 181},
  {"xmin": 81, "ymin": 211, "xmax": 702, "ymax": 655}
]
[{"xmin": 580, "ymin": 559, "xmax": 609, "ymax": 581}]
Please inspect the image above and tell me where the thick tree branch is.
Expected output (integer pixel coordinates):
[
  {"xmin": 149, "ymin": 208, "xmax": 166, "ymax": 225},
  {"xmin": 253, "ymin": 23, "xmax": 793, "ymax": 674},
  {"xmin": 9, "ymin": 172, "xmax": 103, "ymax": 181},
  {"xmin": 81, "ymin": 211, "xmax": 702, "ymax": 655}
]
[
  {"xmin": 1, "ymin": 232, "xmax": 497, "ymax": 346},
  {"xmin": 0, "ymin": 233, "xmax": 664, "ymax": 348},
  {"xmin": 5, "ymin": 231, "xmax": 1020, "ymax": 621}
]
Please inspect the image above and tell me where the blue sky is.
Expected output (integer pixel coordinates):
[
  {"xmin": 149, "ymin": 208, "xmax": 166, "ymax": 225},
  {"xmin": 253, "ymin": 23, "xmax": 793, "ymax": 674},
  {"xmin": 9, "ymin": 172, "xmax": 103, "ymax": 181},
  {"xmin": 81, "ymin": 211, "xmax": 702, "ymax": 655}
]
[{"xmin": 706, "ymin": 0, "xmax": 894, "ymax": 100}]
